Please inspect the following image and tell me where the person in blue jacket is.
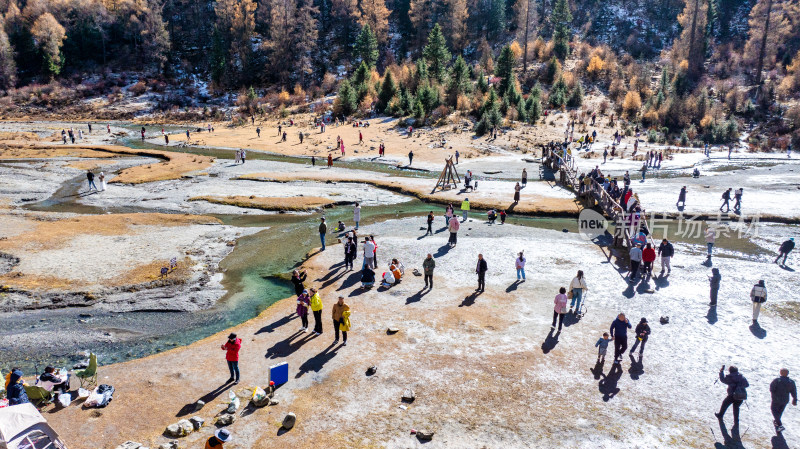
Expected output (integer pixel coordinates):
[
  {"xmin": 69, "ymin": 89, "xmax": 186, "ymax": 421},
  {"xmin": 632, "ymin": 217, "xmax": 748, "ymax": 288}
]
[
  {"xmin": 7, "ymin": 369, "xmax": 30, "ymax": 405},
  {"xmin": 610, "ymin": 313, "xmax": 632, "ymax": 364}
]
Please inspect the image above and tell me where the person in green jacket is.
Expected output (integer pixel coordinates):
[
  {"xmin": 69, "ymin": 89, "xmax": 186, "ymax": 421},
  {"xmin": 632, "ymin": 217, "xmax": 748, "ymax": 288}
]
[
  {"xmin": 461, "ymin": 198, "xmax": 470, "ymax": 222},
  {"xmin": 423, "ymin": 253, "xmax": 435, "ymax": 289}
]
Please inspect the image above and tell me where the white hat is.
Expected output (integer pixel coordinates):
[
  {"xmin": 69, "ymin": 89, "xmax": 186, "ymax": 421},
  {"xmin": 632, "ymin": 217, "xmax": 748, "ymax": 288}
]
[{"xmin": 215, "ymin": 429, "xmax": 232, "ymax": 442}]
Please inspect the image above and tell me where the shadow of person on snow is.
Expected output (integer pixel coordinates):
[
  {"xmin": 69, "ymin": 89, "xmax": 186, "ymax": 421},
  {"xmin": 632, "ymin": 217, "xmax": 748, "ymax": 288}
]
[
  {"xmin": 628, "ymin": 353, "xmax": 644, "ymax": 380},
  {"xmin": 779, "ymin": 264, "xmax": 795, "ymax": 272},
  {"xmin": 772, "ymin": 432, "xmax": 790, "ymax": 449},
  {"xmin": 541, "ymin": 329, "xmax": 560, "ymax": 354},
  {"xmin": 434, "ymin": 243, "xmax": 452, "ymax": 258},
  {"xmin": 295, "ymin": 343, "xmax": 341, "ymax": 379},
  {"xmin": 334, "ymin": 271, "xmax": 363, "ymax": 291},
  {"xmin": 590, "ymin": 360, "xmax": 605, "ymax": 380},
  {"xmin": 505, "ymin": 280, "xmax": 523, "ymax": 293},
  {"xmin": 406, "ymin": 289, "xmax": 429, "ymax": 304},
  {"xmin": 749, "ymin": 321, "xmax": 767, "ymax": 339},
  {"xmin": 706, "ymin": 306, "xmax": 718, "ymax": 325},
  {"xmin": 714, "ymin": 418, "xmax": 747, "ymax": 449},
  {"xmin": 459, "ymin": 291, "xmax": 482, "ymax": 307},
  {"xmin": 599, "ymin": 363, "xmax": 622, "ymax": 401}
]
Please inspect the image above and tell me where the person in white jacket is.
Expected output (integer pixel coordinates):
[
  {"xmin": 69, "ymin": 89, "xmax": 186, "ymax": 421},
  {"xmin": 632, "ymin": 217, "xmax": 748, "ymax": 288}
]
[
  {"xmin": 569, "ymin": 270, "xmax": 588, "ymax": 312},
  {"xmin": 750, "ymin": 280, "xmax": 767, "ymax": 323},
  {"xmin": 354, "ymin": 203, "xmax": 361, "ymax": 230},
  {"xmin": 515, "ymin": 252, "xmax": 526, "ymax": 281}
]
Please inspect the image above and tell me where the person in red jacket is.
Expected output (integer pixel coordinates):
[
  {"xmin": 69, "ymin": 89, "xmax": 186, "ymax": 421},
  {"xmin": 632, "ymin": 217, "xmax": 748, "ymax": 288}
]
[
  {"xmin": 642, "ymin": 243, "xmax": 656, "ymax": 277},
  {"xmin": 221, "ymin": 333, "xmax": 241, "ymax": 384}
]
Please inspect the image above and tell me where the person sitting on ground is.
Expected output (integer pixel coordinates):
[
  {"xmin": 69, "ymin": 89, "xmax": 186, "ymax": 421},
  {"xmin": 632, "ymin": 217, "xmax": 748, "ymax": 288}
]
[
  {"xmin": 487, "ymin": 209, "xmax": 497, "ymax": 224},
  {"xmin": 360, "ymin": 266, "xmax": 375, "ymax": 288},
  {"xmin": 693, "ymin": 168, "xmax": 700, "ymax": 178},
  {"xmin": 381, "ymin": 269, "xmax": 396, "ymax": 287},
  {"xmin": 39, "ymin": 366, "xmax": 70, "ymax": 393},
  {"xmin": 499, "ymin": 210, "xmax": 507, "ymax": 224},
  {"xmin": 390, "ymin": 259, "xmax": 404, "ymax": 280},
  {"xmin": 205, "ymin": 429, "xmax": 232, "ymax": 449},
  {"xmin": 7, "ymin": 369, "xmax": 30, "ymax": 406},
  {"xmin": 335, "ymin": 221, "xmax": 346, "ymax": 233}
]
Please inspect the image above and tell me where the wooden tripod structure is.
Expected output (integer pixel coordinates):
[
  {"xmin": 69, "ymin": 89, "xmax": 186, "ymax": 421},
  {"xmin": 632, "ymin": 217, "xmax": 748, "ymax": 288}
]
[{"xmin": 431, "ymin": 156, "xmax": 461, "ymax": 193}]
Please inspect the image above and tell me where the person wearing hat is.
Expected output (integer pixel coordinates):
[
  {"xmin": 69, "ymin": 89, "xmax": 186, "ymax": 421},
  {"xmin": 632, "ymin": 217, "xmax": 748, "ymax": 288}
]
[
  {"xmin": 750, "ymin": 280, "xmax": 767, "ymax": 323},
  {"xmin": 7, "ymin": 369, "xmax": 30, "ymax": 405},
  {"xmin": 297, "ymin": 290, "xmax": 310, "ymax": 332},
  {"xmin": 775, "ymin": 238, "xmax": 795, "ymax": 266},
  {"xmin": 206, "ymin": 429, "xmax": 232, "ymax": 448},
  {"xmin": 221, "ymin": 333, "xmax": 241, "ymax": 384},
  {"xmin": 629, "ymin": 318, "xmax": 651, "ymax": 356}
]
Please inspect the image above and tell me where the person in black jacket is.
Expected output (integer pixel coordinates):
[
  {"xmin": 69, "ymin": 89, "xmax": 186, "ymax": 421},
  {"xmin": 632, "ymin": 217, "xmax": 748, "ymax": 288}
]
[
  {"xmin": 775, "ymin": 238, "xmax": 795, "ymax": 266},
  {"xmin": 770, "ymin": 368, "xmax": 797, "ymax": 432},
  {"xmin": 475, "ymin": 254, "xmax": 487, "ymax": 292},
  {"xmin": 629, "ymin": 318, "xmax": 650, "ymax": 355},
  {"xmin": 610, "ymin": 314, "xmax": 632, "ymax": 364},
  {"xmin": 658, "ymin": 238, "xmax": 674, "ymax": 274},
  {"xmin": 709, "ymin": 268, "xmax": 721, "ymax": 306},
  {"xmin": 426, "ymin": 211, "xmax": 434, "ymax": 236},
  {"xmin": 344, "ymin": 237, "xmax": 357, "ymax": 270},
  {"xmin": 291, "ymin": 269, "xmax": 307, "ymax": 297},
  {"xmin": 318, "ymin": 217, "xmax": 328, "ymax": 251},
  {"xmin": 716, "ymin": 365, "xmax": 749, "ymax": 425}
]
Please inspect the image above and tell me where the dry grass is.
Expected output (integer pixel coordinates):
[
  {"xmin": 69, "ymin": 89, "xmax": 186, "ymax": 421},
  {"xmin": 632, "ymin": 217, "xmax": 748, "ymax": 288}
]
[
  {"xmin": 108, "ymin": 256, "xmax": 194, "ymax": 286},
  {"xmin": 188, "ymin": 195, "xmax": 336, "ymax": 211},
  {"xmin": 65, "ymin": 159, "xmax": 120, "ymax": 170},
  {"xmin": 0, "ymin": 144, "xmax": 116, "ymax": 159},
  {"xmin": 0, "ymin": 131, "xmax": 41, "ymax": 141},
  {"xmin": 239, "ymin": 172, "xmax": 581, "ymax": 215},
  {"xmin": 0, "ymin": 142, "xmax": 214, "ymax": 183},
  {"xmin": 0, "ymin": 213, "xmax": 220, "ymax": 252}
]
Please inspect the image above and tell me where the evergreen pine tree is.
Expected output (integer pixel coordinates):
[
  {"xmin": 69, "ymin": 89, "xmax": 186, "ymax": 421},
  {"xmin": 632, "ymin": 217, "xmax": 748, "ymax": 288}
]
[
  {"xmin": 566, "ymin": 82, "xmax": 584, "ymax": 107},
  {"xmin": 423, "ymin": 23, "xmax": 451, "ymax": 83},
  {"xmin": 495, "ymin": 45, "xmax": 515, "ymax": 96},
  {"xmin": 549, "ymin": 75, "xmax": 568, "ymax": 107},
  {"xmin": 337, "ymin": 79, "xmax": 358, "ymax": 116},
  {"xmin": 476, "ymin": 69, "xmax": 489, "ymax": 93},
  {"xmin": 447, "ymin": 55, "xmax": 470, "ymax": 106},
  {"xmin": 415, "ymin": 58, "xmax": 430, "ymax": 87},
  {"xmin": 551, "ymin": 0, "xmax": 572, "ymax": 59},
  {"xmin": 354, "ymin": 24, "xmax": 379, "ymax": 68},
  {"xmin": 517, "ymin": 100, "xmax": 528, "ymax": 122},
  {"xmin": 378, "ymin": 71, "xmax": 398, "ymax": 113}
]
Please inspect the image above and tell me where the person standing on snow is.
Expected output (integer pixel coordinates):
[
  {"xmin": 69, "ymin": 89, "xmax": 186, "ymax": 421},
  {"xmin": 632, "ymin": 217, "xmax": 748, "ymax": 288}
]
[
  {"xmin": 705, "ymin": 227, "xmax": 716, "ymax": 258},
  {"xmin": 568, "ymin": 270, "xmax": 588, "ymax": 312},
  {"xmin": 609, "ymin": 313, "xmax": 632, "ymax": 364},
  {"xmin": 715, "ymin": 365, "xmax": 749, "ymax": 426},
  {"xmin": 344, "ymin": 237, "xmax": 357, "ymax": 270},
  {"xmin": 770, "ymin": 369, "xmax": 797, "ymax": 433},
  {"xmin": 460, "ymin": 198, "xmax": 470, "ymax": 222},
  {"xmin": 221, "ymin": 333, "xmax": 241, "ymax": 384},
  {"xmin": 642, "ymin": 243, "xmax": 656, "ymax": 277},
  {"xmin": 515, "ymin": 252, "xmax": 526, "ymax": 281},
  {"xmin": 709, "ymin": 268, "xmax": 721, "ymax": 306},
  {"xmin": 629, "ymin": 318, "xmax": 650, "ymax": 356},
  {"xmin": 628, "ymin": 244, "xmax": 643, "ymax": 282},
  {"xmin": 676, "ymin": 186, "xmax": 687, "ymax": 208},
  {"xmin": 552, "ymin": 287, "xmax": 568, "ymax": 331},
  {"xmin": 318, "ymin": 217, "xmax": 327, "ymax": 251},
  {"xmin": 720, "ymin": 188, "xmax": 732, "ymax": 212},
  {"xmin": 658, "ymin": 238, "xmax": 674, "ymax": 274},
  {"xmin": 750, "ymin": 280, "xmax": 767, "ymax": 323},
  {"xmin": 448, "ymin": 214, "xmax": 460, "ymax": 247},
  {"xmin": 426, "ymin": 211, "xmax": 434, "ymax": 236},
  {"xmin": 475, "ymin": 254, "xmax": 487, "ymax": 292},
  {"xmin": 423, "ymin": 253, "xmax": 435, "ymax": 289}
]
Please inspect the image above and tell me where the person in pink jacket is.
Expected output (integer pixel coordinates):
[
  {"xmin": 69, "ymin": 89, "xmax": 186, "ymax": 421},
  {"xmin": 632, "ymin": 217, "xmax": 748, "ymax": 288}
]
[
  {"xmin": 552, "ymin": 287, "xmax": 568, "ymax": 331},
  {"xmin": 221, "ymin": 333, "xmax": 241, "ymax": 384}
]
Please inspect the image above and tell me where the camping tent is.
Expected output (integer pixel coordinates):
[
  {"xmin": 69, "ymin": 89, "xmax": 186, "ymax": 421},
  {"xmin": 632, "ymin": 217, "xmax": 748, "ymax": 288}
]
[{"xmin": 0, "ymin": 403, "xmax": 68, "ymax": 449}]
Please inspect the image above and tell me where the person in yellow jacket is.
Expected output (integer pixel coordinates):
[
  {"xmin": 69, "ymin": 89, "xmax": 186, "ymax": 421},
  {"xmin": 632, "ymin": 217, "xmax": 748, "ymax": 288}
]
[
  {"xmin": 460, "ymin": 198, "xmax": 470, "ymax": 222},
  {"xmin": 332, "ymin": 296, "xmax": 350, "ymax": 346},
  {"xmin": 309, "ymin": 287, "xmax": 323, "ymax": 336}
]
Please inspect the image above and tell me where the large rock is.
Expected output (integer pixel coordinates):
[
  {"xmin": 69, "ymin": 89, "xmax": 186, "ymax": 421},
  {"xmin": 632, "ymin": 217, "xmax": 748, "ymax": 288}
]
[
  {"xmin": 189, "ymin": 416, "xmax": 205, "ymax": 430},
  {"xmin": 281, "ymin": 412, "xmax": 297, "ymax": 430},
  {"xmin": 164, "ymin": 419, "xmax": 193, "ymax": 438},
  {"xmin": 116, "ymin": 442, "xmax": 142, "ymax": 449},
  {"xmin": 193, "ymin": 400, "xmax": 205, "ymax": 412},
  {"xmin": 216, "ymin": 414, "xmax": 236, "ymax": 427},
  {"xmin": 401, "ymin": 389, "xmax": 415, "ymax": 403}
]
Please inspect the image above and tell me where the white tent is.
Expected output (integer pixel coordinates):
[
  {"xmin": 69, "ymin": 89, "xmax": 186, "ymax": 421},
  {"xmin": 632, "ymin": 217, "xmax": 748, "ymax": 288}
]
[{"xmin": 0, "ymin": 403, "xmax": 68, "ymax": 449}]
